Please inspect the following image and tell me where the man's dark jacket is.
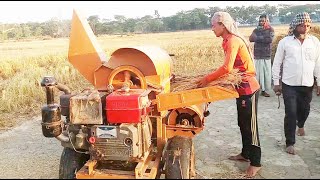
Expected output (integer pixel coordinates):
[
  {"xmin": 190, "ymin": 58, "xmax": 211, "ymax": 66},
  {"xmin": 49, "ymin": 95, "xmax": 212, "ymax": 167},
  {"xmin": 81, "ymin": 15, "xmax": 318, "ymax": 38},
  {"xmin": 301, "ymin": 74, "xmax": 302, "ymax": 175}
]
[{"xmin": 249, "ymin": 27, "xmax": 274, "ymax": 59}]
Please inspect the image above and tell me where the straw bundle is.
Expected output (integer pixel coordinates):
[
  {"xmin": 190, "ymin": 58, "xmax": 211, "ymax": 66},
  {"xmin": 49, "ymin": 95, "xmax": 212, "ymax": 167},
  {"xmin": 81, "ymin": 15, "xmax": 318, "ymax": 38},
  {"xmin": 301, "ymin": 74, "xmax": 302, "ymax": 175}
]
[{"xmin": 171, "ymin": 68, "xmax": 243, "ymax": 92}]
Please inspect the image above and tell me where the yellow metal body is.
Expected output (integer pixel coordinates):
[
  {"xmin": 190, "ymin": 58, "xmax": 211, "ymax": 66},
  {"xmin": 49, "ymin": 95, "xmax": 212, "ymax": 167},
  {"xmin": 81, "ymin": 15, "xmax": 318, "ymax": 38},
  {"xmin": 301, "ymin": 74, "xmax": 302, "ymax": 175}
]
[
  {"xmin": 156, "ymin": 86, "xmax": 239, "ymax": 111},
  {"xmin": 68, "ymin": 11, "xmax": 172, "ymax": 91},
  {"xmin": 167, "ymin": 104, "xmax": 205, "ymax": 127},
  {"xmin": 106, "ymin": 47, "xmax": 173, "ymax": 93},
  {"xmin": 76, "ymin": 146, "xmax": 162, "ymax": 179},
  {"xmin": 107, "ymin": 65, "xmax": 148, "ymax": 90},
  {"xmin": 165, "ymin": 103, "xmax": 206, "ymax": 139},
  {"xmin": 68, "ymin": 9, "xmax": 110, "ymax": 86},
  {"xmin": 68, "ymin": 9, "xmax": 240, "ymax": 179}
]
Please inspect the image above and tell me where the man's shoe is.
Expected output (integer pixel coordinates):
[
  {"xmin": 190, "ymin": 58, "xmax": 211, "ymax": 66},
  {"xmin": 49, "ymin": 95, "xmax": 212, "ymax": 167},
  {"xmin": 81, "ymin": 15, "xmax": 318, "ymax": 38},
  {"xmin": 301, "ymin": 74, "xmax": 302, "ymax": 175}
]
[{"xmin": 261, "ymin": 91, "xmax": 270, "ymax": 97}]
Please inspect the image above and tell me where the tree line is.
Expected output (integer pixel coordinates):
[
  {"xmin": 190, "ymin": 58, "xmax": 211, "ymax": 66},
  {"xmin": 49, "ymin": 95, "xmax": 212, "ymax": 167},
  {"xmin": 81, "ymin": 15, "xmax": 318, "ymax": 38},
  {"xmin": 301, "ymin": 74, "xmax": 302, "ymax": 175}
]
[{"xmin": 0, "ymin": 4, "xmax": 319, "ymax": 41}]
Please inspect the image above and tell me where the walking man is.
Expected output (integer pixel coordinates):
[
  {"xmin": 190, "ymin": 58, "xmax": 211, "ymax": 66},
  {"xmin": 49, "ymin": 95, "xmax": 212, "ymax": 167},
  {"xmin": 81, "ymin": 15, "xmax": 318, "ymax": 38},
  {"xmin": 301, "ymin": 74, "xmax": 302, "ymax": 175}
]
[{"xmin": 272, "ymin": 12, "xmax": 320, "ymax": 155}]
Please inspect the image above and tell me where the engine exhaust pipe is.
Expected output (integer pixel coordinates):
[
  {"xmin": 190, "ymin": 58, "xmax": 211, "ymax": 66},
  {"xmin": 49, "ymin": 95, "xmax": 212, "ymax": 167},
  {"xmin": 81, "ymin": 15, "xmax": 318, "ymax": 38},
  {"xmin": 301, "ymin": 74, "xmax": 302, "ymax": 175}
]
[
  {"xmin": 55, "ymin": 133, "xmax": 70, "ymax": 143},
  {"xmin": 56, "ymin": 83, "xmax": 71, "ymax": 95},
  {"xmin": 41, "ymin": 76, "xmax": 69, "ymax": 142}
]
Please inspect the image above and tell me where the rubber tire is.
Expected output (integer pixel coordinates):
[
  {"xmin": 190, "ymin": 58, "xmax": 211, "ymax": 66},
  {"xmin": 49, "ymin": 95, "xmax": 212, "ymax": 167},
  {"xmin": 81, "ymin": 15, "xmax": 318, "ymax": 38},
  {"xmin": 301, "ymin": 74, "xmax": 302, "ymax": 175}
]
[
  {"xmin": 59, "ymin": 147, "xmax": 90, "ymax": 179},
  {"xmin": 164, "ymin": 136, "xmax": 195, "ymax": 179}
]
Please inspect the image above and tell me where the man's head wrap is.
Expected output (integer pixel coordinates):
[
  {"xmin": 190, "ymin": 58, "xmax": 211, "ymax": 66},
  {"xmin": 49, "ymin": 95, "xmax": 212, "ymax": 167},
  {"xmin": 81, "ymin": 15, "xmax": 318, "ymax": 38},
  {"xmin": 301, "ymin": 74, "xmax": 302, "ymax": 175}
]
[
  {"xmin": 211, "ymin": 12, "xmax": 254, "ymax": 62},
  {"xmin": 288, "ymin": 12, "xmax": 312, "ymax": 36}
]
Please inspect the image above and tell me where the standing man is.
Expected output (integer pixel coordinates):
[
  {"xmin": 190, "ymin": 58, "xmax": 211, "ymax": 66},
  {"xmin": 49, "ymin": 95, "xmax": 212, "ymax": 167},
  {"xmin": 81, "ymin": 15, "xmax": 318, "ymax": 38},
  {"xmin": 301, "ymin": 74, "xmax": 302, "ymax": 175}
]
[
  {"xmin": 272, "ymin": 12, "xmax": 320, "ymax": 155},
  {"xmin": 249, "ymin": 14, "xmax": 275, "ymax": 97},
  {"xmin": 196, "ymin": 12, "xmax": 261, "ymax": 177}
]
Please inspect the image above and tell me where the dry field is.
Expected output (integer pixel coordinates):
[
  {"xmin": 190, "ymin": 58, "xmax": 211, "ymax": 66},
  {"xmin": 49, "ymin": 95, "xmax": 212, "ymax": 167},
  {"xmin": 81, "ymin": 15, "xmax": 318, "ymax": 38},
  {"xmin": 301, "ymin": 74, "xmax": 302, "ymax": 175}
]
[{"xmin": 0, "ymin": 24, "xmax": 317, "ymax": 129}]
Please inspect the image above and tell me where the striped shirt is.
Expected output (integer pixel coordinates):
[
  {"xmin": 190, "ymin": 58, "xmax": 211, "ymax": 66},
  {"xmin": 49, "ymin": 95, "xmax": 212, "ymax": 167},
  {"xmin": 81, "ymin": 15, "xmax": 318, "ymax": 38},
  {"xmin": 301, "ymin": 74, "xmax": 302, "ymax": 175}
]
[{"xmin": 205, "ymin": 34, "xmax": 260, "ymax": 95}]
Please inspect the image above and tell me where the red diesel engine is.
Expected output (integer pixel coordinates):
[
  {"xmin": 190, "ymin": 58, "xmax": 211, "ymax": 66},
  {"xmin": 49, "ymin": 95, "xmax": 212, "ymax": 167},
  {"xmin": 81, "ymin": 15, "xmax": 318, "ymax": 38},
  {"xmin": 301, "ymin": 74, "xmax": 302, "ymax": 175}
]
[
  {"xmin": 106, "ymin": 89, "xmax": 151, "ymax": 124},
  {"xmin": 88, "ymin": 88, "xmax": 152, "ymax": 162}
]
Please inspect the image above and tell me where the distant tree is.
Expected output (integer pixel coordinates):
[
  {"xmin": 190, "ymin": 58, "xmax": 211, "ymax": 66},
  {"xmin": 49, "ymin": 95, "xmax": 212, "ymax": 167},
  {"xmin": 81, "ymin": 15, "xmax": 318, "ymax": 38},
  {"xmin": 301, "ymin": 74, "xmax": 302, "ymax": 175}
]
[
  {"xmin": 162, "ymin": 16, "xmax": 176, "ymax": 31},
  {"xmin": 114, "ymin": 15, "xmax": 127, "ymax": 34},
  {"xmin": 33, "ymin": 26, "xmax": 43, "ymax": 37},
  {"xmin": 7, "ymin": 24, "xmax": 23, "ymax": 39},
  {"xmin": 21, "ymin": 24, "xmax": 31, "ymax": 37},
  {"xmin": 154, "ymin": 10, "xmax": 160, "ymax": 19},
  {"xmin": 1, "ymin": 3, "xmax": 319, "ymax": 40},
  {"xmin": 87, "ymin": 15, "xmax": 100, "ymax": 35},
  {"xmin": 125, "ymin": 18, "xmax": 137, "ymax": 33},
  {"xmin": 207, "ymin": 6, "xmax": 223, "ymax": 18},
  {"xmin": 41, "ymin": 18, "xmax": 60, "ymax": 38},
  {"xmin": 60, "ymin": 20, "xmax": 71, "ymax": 37}
]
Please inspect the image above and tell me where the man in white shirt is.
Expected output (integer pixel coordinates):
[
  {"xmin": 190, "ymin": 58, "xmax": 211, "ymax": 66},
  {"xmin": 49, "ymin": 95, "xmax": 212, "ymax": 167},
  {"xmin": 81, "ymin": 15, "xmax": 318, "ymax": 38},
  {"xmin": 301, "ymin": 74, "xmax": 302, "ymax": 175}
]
[{"xmin": 272, "ymin": 12, "xmax": 320, "ymax": 155}]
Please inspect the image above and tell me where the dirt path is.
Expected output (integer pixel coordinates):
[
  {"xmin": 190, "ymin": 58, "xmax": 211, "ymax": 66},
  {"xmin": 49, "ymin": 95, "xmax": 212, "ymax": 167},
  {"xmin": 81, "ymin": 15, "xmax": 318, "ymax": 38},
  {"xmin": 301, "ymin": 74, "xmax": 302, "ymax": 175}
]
[
  {"xmin": 195, "ymin": 90, "xmax": 320, "ymax": 179},
  {"xmin": 0, "ymin": 91, "xmax": 319, "ymax": 179},
  {"xmin": 0, "ymin": 118, "xmax": 62, "ymax": 179}
]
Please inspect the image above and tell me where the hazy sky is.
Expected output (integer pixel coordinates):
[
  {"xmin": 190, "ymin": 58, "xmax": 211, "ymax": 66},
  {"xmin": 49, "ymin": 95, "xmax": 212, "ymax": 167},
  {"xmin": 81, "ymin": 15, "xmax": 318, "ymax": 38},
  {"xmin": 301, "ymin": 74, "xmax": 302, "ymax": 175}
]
[{"xmin": 0, "ymin": 1, "xmax": 319, "ymax": 23}]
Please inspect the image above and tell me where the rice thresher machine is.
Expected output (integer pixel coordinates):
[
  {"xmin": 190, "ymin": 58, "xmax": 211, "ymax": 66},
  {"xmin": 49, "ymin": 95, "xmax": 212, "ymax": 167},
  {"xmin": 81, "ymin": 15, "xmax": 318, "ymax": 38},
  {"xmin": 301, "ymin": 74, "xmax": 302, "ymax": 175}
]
[{"xmin": 40, "ymin": 9, "xmax": 239, "ymax": 179}]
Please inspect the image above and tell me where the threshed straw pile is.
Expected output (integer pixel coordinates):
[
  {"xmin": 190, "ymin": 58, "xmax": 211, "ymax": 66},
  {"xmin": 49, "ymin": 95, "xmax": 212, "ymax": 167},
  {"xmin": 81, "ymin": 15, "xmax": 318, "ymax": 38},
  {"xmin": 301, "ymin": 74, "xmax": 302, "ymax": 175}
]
[{"xmin": 171, "ymin": 68, "xmax": 243, "ymax": 92}]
